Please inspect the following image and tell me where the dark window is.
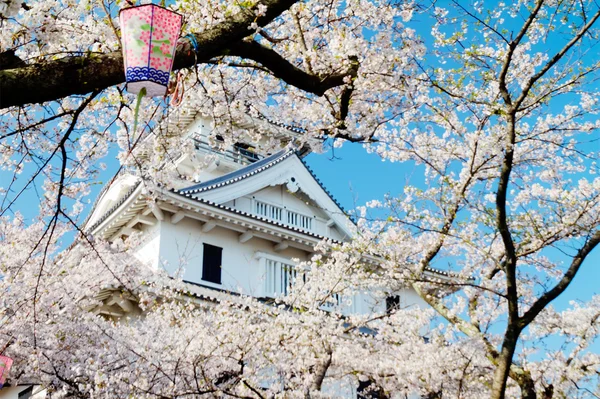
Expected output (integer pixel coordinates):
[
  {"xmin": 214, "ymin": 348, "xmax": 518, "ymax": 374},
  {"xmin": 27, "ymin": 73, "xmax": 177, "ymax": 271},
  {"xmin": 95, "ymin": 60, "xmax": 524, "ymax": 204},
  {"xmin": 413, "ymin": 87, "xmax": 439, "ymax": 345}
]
[
  {"xmin": 386, "ymin": 295, "xmax": 400, "ymax": 314},
  {"xmin": 202, "ymin": 243, "xmax": 222, "ymax": 284}
]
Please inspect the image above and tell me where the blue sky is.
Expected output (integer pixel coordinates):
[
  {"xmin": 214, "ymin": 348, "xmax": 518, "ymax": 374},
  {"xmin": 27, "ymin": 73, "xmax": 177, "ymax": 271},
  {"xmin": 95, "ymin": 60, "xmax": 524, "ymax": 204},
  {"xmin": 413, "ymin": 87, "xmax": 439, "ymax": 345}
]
[{"xmin": 306, "ymin": 143, "xmax": 600, "ymax": 312}]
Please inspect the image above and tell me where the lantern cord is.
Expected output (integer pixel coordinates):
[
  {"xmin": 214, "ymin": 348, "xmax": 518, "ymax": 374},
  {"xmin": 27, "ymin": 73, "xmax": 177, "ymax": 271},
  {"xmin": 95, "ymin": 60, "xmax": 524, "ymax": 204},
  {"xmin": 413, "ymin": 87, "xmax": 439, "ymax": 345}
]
[
  {"xmin": 133, "ymin": 87, "xmax": 147, "ymax": 140},
  {"xmin": 170, "ymin": 72, "xmax": 185, "ymax": 107}
]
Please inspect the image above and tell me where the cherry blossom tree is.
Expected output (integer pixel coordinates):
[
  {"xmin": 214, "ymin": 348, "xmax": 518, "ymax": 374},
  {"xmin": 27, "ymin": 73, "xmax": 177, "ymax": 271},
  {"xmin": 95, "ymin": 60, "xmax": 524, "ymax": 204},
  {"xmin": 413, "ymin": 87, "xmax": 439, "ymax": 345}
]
[{"xmin": 1, "ymin": 0, "xmax": 600, "ymax": 398}]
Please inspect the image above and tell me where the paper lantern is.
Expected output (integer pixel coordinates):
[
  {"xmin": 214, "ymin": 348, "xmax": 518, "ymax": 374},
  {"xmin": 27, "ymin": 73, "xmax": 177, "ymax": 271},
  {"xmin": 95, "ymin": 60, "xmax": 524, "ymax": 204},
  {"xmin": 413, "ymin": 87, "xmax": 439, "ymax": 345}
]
[
  {"xmin": 120, "ymin": 4, "xmax": 183, "ymax": 97},
  {"xmin": 0, "ymin": 355, "xmax": 13, "ymax": 388}
]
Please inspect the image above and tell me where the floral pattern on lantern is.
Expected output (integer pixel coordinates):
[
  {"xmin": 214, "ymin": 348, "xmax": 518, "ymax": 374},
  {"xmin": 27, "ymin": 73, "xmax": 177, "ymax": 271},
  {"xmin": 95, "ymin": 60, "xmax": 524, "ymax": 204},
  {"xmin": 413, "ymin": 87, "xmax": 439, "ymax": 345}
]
[
  {"xmin": 120, "ymin": 4, "xmax": 183, "ymax": 97},
  {"xmin": 0, "ymin": 355, "xmax": 13, "ymax": 388}
]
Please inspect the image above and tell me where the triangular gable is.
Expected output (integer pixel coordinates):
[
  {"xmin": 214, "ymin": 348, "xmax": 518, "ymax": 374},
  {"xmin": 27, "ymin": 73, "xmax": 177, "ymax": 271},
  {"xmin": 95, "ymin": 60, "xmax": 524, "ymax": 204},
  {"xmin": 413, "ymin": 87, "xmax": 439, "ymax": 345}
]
[
  {"xmin": 180, "ymin": 150, "xmax": 291, "ymax": 194},
  {"xmin": 176, "ymin": 150, "xmax": 356, "ymax": 239},
  {"xmin": 84, "ymin": 174, "xmax": 142, "ymax": 231}
]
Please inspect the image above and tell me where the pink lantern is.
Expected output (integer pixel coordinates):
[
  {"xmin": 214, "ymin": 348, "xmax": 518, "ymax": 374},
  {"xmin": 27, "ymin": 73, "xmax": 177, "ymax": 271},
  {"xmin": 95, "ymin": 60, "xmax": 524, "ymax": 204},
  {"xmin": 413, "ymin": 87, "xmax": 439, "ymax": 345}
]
[
  {"xmin": 0, "ymin": 355, "xmax": 13, "ymax": 388},
  {"xmin": 120, "ymin": 4, "xmax": 183, "ymax": 97}
]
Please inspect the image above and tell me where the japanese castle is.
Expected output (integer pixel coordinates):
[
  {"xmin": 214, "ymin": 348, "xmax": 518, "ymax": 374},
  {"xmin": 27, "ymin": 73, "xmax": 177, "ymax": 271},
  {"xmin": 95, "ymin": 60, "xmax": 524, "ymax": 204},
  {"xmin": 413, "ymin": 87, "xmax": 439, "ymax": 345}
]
[
  {"xmin": 0, "ymin": 112, "xmax": 450, "ymax": 399},
  {"xmin": 81, "ymin": 112, "xmax": 442, "ymax": 318}
]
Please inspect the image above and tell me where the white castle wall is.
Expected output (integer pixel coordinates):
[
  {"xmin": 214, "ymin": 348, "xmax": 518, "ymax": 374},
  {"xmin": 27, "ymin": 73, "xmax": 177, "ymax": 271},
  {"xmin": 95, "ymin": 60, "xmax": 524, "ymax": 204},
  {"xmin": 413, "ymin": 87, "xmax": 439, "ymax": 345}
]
[
  {"xmin": 153, "ymin": 217, "xmax": 308, "ymax": 296},
  {"xmin": 138, "ymin": 216, "xmax": 430, "ymax": 317}
]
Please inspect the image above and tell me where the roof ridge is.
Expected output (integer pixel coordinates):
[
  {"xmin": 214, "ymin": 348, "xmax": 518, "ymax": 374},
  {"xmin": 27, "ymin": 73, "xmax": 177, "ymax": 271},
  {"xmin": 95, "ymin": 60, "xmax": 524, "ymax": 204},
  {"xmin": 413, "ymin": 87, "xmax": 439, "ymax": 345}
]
[{"xmin": 179, "ymin": 149, "xmax": 294, "ymax": 194}]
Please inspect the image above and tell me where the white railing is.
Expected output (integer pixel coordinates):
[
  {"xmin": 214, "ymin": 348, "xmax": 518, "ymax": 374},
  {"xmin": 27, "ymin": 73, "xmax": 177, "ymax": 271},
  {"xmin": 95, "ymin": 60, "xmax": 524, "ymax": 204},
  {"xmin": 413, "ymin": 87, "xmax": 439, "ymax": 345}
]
[
  {"xmin": 256, "ymin": 200, "xmax": 283, "ymax": 221},
  {"xmin": 264, "ymin": 259, "xmax": 298, "ymax": 297},
  {"xmin": 254, "ymin": 200, "xmax": 313, "ymax": 231},
  {"xmin": 287, "ymin": 210, "xmax": 312, "ymax": 230}
]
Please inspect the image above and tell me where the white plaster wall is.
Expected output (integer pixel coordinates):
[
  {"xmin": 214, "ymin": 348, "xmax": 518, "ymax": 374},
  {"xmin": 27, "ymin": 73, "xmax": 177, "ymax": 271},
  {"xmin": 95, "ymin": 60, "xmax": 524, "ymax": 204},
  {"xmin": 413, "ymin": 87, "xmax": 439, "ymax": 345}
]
[
  {"xmin": 0, "ymin": 387, "xmax": 22, "ymax": 399},
  {"xmin": 133, "ymin": 224, "xmax": 161, "ymax": 270},
  {"xmin": 253, "ymin": 186, "xmax": 329, "ymax": 220},
  {"xmin": 349, "ymin": 287, "xmax": 429, "ymax": 316},
  {"xmin": 232, "ymin": 196, "xmax": 252, "ymax": 211},
  {"xmin": 397, "ymin": 288, "xmax": 429, "ymax": 310},
  {"xmin": 156, "ymin": 217, "xmax": 309, "ymax": 296},
  {"xmin": 327, "ymin": 226, "xmax": 345, "ymax": 241},
  {"xmin": 186, "ymin": 117, "xmax": 210, "ymax": 135},
  {"xmin": 242, "ymin": 186, "xmax": 336, "ymax": 237},
  {"xmin": 356, "ymin": 291, "xmax": 387, "ymax": 315},
  {"xmin": 146, "ymin": 216, "xmax": 429, "ymax": 318}
]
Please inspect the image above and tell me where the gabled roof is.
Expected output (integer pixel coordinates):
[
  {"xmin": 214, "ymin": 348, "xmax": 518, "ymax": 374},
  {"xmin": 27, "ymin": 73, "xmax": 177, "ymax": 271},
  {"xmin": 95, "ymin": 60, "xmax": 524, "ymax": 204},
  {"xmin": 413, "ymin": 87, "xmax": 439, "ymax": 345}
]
[
  {"xmin": 171, "ymin": 190, "xmax": 331, "ymax": 240},
  {"xmin": 82, "ymin": 178, "xmax": 458, "ymax": 280},
  {"xmin": 180, "ymin": 149, "xmax": 292, "ymax": 194},
  {"xmin": 179, "ymin": 148, "xmax": 347, "ymax": 214},
  {"xmin": 175, "ymin": 147, "xmax": 354, "ymax": 238}
]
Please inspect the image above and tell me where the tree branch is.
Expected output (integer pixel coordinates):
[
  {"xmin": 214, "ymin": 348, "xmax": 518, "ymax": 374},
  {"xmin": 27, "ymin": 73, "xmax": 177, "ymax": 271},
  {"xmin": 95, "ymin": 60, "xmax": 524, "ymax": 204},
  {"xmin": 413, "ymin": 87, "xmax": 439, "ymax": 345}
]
[
  {"xmin": 311, "ymin": 346, "xmax": 332, "ymax": 392},
  {"xmin": 497, "ymin": 0, "xmax": 544, "ymax": 108},
  {"xmin": 226, "ymin": 40, "xmax": 357, "ymax": 96},
  {"xmin": 520, "ymin": 230, "xmax": 600, "ymax": 326},
  {"xmin": 0, "ymin": 0, "xmax": 299, "ymax": 109},
  {"xmin": 514, "ymin": 7, "xmax": 600, "ymax": 110}
]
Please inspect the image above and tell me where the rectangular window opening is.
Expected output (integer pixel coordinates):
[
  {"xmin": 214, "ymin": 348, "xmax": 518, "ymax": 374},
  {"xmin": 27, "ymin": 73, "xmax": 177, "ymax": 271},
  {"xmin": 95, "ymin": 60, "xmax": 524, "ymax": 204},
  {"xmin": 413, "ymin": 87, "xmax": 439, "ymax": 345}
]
[
  {"xmin": 386, "ymin": 295, "xmax": 400, "ymax": 314},
  {"xmin": 202, "ymin": 243, "xmax": 223, "ymax": 284}
]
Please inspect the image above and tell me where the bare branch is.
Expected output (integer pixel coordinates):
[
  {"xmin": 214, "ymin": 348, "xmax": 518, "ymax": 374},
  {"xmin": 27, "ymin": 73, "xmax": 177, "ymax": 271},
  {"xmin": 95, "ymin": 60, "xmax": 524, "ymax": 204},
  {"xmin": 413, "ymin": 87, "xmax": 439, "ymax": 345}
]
[
  {"xmin": 226, "ymin": 40, "xmax": 358, "ymax": 96},
  {"xmin": 520, "ymin": 230, "xmax": 600, "ymax": 326}
]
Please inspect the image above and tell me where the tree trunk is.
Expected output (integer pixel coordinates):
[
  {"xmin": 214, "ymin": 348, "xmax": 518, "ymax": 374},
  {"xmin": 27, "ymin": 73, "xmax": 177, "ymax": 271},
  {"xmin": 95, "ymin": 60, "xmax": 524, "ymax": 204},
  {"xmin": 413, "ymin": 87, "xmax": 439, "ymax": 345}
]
[
  {"xmin": 515, "ymin": 370, "xmax": 538, "ymax": 399},
  {"xmin": 490, "ymin": 325, "xmax": 520, "ymax": 399}
]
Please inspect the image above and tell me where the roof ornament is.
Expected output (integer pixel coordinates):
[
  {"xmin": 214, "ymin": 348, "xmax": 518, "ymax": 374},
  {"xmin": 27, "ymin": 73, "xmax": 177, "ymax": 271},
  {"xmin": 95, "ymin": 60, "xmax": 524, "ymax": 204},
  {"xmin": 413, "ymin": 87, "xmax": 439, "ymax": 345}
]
[{"xmin": 286, "ymin": 176, "xmax": 299, "ymax": 193}]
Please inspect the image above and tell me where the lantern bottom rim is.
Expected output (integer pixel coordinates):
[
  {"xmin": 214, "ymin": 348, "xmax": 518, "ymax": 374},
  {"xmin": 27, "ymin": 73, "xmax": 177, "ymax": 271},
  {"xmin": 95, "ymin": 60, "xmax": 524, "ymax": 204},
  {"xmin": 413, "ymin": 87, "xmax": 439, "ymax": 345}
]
[{"xmin": 126, "ymin": 80, "xmax": 168, "ymax": 97}]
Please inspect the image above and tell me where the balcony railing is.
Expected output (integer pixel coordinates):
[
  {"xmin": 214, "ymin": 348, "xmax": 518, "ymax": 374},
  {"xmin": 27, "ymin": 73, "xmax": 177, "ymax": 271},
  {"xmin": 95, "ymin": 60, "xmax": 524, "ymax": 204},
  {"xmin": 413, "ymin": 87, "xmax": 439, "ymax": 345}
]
[
  {"xmin": 256, "ymin": 201, "xmax": 283, "ymax": 221},
  {"xmin": 287, "ymin": 210, "xmax": 312, "ymax": 230},
  {"xmin": 255, "ymin": 200, "xmax": 313, "ymax": 231},
  {"xmin": 192, "ymin": 137, "xmax": 263, "ymax": 165}
]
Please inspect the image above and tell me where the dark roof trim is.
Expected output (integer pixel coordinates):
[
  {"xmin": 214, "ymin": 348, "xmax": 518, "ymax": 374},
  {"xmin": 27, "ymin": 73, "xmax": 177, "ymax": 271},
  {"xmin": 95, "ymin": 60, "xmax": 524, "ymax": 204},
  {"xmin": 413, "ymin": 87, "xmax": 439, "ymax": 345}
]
[
  {"xmin": 86, "ymin": 180, "xmax": 142, "ymax": 233},
  {"xmin": 178, "ymin": 147, "xmax": 348, "ymax": 218},
  {"xmin": 180, "ymin": 149, "xmax": 292, "ymax": 194}
]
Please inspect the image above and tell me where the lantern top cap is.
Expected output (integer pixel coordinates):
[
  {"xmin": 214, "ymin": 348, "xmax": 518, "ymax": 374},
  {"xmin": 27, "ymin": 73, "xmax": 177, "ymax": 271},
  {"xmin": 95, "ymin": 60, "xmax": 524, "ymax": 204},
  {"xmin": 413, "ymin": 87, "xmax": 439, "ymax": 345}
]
[{"xmin": 119, "ymin": 3, "xmax": 183, "ymax": 18}]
